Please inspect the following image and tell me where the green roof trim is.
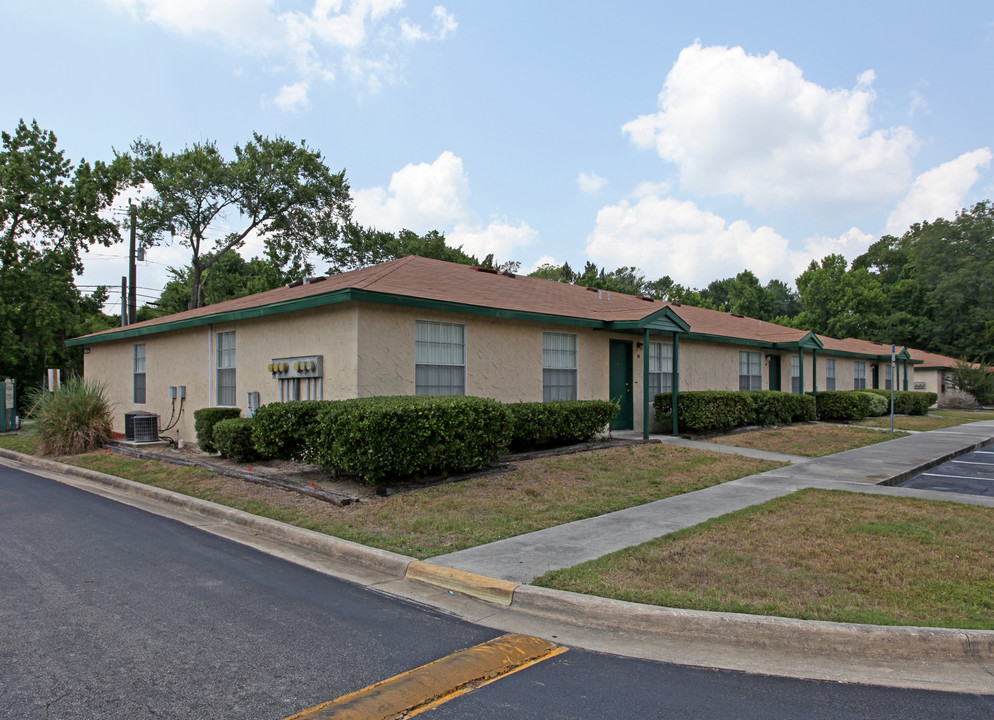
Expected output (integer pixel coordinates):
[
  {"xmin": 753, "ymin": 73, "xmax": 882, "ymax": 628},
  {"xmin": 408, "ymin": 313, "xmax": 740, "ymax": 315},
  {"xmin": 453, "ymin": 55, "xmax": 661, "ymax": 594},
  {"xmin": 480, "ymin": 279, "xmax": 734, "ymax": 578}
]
[
  {"xmin": 67, "ymin": 287, "xmax": 689, "ymax": 347},
  {"xmin": 608, "ymin": 306, "xmax": 690, "ymax": 334}
]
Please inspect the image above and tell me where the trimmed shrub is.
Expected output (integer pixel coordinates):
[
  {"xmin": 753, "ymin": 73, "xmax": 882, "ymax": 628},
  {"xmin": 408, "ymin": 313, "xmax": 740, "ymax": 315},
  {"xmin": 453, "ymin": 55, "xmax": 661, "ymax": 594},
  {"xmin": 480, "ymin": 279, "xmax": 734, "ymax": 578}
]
[
  {"xmin": 860, "ymin": 391, "xmax": 889, "ymax": 417},
  {"xmin": 746, "ymin": 390, "xmax": 816, "ymax": 426},
  {"xmin": 213, "ymin": 417, "xmax": 258, "ymax": 463},
  {"xmin": 193, "ymin": 407, "xmax": 241, "ymax": 453},
  {"xmin": 309, "ymin": 396, "xmax": 513, "ymax": 484},
  {"xmin": 29, "ymin": 377, "xmax": 113, "ymax": 455},
  {"xmin": 251, "ymin": 400, "xmax": 328, "ymax": 462},
  {"xmin": 505, "ymin": 400, "xmax": 619, "ymax": 452},
  {"xmin": 654, "ymin": 391, "xmax": 756, "ymax": 434},
  {"xmin": 812, "ymin": 391, "xmax": 873, "ymax": 422},
  {"xmin": 864, "ymin": 389, "xmax": 937, "ymax": 416}
]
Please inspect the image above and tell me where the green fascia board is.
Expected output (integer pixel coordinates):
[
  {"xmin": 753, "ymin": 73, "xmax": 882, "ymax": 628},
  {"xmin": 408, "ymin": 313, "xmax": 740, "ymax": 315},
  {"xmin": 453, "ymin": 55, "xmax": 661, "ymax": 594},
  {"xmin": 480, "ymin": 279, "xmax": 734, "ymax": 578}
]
[
  {"xmin": 68, "ymin": 287, "xmax": 663, "ymax": 347},
  {"xmin": 608, "ymin": 306, "xmax": 689, "ymax": 334},
  {"xmin": 772, "ymin": 332, "xmax": 823, "ymax": 350},
  {"xmin": 683, "ymin": 332, "xmax": 788, "ymax": 349}
]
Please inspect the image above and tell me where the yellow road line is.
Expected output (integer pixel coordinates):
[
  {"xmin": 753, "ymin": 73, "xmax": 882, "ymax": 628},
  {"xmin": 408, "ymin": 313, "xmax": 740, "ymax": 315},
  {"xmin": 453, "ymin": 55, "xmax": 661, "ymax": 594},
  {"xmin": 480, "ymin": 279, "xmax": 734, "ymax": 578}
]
[{"xmin": 283, "ymin": 633, "xmax": 565, "ymax": 720}]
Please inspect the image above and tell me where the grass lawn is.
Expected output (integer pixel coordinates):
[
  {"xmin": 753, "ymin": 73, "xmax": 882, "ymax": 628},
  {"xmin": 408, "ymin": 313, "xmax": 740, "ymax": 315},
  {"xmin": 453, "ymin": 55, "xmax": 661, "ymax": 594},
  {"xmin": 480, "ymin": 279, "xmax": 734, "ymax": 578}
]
[
  {"xmin": 0, "ymin": 436, "xmax": 780, "ymax": 559},
  {"xmin": 533, "ymin": 488, "xmax": 994, "ymax": 630},
  {"xmin": 0, "ymin": 433, "xmax": 38, "ymax": 455},
  {"xmin": 856, "ymin": 415, "xmax": 978, "ymax": 431},
  {"xmin": 710, "ymin": 423, "xmax": 907, "ymax": 457}
]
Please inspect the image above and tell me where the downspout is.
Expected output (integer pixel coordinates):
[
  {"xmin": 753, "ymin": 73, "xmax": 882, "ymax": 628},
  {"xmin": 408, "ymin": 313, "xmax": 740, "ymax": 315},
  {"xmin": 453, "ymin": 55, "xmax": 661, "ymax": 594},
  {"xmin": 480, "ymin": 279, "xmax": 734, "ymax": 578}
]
[
  {"xmin": 643, "ymin": 328, "xmax": 650, "ymax": 440},
  {"xmin": 672, "ymin": 333, "xmax": 680, "ymax": 436},
  {"xmin": 207, "ymin": 324, "xmax": 214, "ymax": 408}
]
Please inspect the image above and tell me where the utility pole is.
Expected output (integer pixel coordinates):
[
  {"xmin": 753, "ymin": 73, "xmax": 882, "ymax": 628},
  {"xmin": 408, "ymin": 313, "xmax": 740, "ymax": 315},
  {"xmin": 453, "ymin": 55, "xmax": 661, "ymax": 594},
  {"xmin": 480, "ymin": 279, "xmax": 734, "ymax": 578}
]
[{"xmin": 128, "ymin": 201, "xmax": 137, "ymax": 324}]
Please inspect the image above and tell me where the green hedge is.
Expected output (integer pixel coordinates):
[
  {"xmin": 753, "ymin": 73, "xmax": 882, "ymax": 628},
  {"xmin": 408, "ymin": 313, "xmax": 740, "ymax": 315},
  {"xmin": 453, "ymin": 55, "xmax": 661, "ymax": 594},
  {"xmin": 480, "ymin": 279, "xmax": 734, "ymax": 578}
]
[
  {"xmin": 811, "ymin": 391, "xmax": 873, "ymax": 422},
  {"xmin": 864, "ymin": 389, "xmax": 937, "ymax": 416},
  {"xmin": 654, "ymin": 390, "xmax": 815, "ymax": 433},
  {"xmin": 309, "ymin": 396, "xmax": 513, "ymax": 484},
  {"xmin": 653, "ymin": 391, "xmax": 756, "ymax": 434},
  {"xmin": 251, "ymin": 400, "xmax": 328, "ymax": 462},
  {"xmin": 745, "ymin": 390, "xmax": 816, "ymax": 425},
  {"xmin": 213, "ymin": 417, "xmax": 258, "ymax": 463},
  {"xmin": 193, "ymin": 407, "xmax": 242, "ymax": 453},
  {"xmin": 860, "ymin": 391, "xmax": 889, "ymax": 417},
  {"xmin": 505, "ymin": 400, "xmax": 619, "ymax": 451}
]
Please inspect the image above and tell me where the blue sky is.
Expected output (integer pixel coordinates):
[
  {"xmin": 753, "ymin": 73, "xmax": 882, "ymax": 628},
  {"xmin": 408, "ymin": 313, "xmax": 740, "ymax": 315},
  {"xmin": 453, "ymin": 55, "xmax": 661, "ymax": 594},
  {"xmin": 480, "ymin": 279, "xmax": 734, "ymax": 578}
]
[{"xmin": 3, "ymin": 1, "xmax": 992, "ymax": 308}]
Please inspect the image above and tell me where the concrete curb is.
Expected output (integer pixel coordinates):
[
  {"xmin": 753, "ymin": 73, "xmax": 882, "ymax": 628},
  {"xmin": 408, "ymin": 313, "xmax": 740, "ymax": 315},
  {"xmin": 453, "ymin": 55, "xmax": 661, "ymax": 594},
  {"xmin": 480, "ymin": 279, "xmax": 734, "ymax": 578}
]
[
  {"xmin": 4, "ymin": 445, "xmax": 994, "ymax": 681},
  {"xmin": 510, "ymin": 585, "xmax": 994, "ymax": 666}
]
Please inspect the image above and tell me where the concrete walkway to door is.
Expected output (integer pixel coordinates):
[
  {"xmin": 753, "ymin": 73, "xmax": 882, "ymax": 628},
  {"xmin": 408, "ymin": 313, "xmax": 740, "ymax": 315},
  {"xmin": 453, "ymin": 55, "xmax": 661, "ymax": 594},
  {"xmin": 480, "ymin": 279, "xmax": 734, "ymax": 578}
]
[{"xmin": 428, "ymin": 422, "xmax": 994, "ymax": 584}]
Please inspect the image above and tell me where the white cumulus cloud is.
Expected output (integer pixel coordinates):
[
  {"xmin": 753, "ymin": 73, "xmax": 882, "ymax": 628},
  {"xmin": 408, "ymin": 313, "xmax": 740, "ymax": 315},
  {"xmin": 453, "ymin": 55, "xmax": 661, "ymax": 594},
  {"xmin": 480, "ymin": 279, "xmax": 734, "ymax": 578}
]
[
  {"xmin": 885, "ymin": 148, "xmax": 993, "ymax": 235},
  {"xmin": 577, "ymin": 171, "xmax": 607, "ymax": 194},
  {"xmin": 103, "ymin": 0, "xmax": 456, "ymax": 105},
  {"xmin": 585, "ymin": 188, "xmax": 881, "ymax": 287},
  {"xmin": 353, "ymin": 151, "xmax": 538, "ymax": 261},
  {"xmin": 623, "ymin": 42, "xmax": 919, "ymax": 213}
]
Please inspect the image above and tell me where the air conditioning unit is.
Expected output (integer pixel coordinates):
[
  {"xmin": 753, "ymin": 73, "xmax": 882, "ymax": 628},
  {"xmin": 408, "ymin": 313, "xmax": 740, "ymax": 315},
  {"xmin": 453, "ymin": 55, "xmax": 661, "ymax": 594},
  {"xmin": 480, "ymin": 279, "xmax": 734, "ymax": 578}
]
[{"xmin": 124, "ymin": 411, "xmax": 159, "ymax": 442}]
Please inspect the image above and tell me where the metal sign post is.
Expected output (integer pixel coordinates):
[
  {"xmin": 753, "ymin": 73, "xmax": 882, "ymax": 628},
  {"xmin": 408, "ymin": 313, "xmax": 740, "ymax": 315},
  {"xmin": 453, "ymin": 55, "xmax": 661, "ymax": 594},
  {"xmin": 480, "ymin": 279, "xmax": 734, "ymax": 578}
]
[{"xmin": 890, "ymin": 345, "xmax": 896, "ymax": 434}]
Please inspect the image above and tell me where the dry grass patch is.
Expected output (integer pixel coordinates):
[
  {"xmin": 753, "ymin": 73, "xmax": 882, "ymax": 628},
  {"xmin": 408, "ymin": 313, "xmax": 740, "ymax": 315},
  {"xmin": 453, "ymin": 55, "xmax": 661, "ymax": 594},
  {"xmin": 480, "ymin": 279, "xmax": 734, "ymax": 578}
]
[
  {"xmin": 711, "ymin": 423, "xmax": 906, "ymax": 457},
  {"xmin": 858, "ymin": 409, "xmax": 994, "ymax": 432},
  {"xmin": 55, "ymin": 443, "xmax": 779, "ymax": 559},
  {"xmin": 534, "ymin": 489, "xmax": 994, "ymax": 629}
]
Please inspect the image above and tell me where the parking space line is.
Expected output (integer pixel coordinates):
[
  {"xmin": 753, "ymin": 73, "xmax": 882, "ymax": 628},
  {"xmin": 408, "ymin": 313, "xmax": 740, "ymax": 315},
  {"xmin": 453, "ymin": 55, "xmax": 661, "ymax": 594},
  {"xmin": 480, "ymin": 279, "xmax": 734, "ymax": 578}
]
[
  {"xmin": 283, "ymin": 633, "xmax": 565, "ymax": 720},
  {"xmin": 950, "ymin": 460, "xmax": 994, "ymax": 466},
  {"xmin": 920, "ymin": 472, "xmax": 994, "ymax": 481}
]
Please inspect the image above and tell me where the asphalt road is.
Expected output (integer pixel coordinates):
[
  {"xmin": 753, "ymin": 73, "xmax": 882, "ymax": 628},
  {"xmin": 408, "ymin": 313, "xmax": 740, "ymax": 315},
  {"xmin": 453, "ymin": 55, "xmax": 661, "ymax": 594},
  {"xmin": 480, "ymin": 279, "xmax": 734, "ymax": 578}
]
[
  {"xmin": 899, "ymin": 448, "xmax": 994, "ymax": 496},
  {"xmin": 2, "ymin": 462, "xmax": 992, "ymax": 719}
]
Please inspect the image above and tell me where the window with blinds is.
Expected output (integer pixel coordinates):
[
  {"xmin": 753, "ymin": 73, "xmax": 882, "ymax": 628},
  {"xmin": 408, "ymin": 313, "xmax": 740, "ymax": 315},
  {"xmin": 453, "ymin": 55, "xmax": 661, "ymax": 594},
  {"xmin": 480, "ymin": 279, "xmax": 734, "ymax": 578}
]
[
  {"xmin": 648, "ymin": 341, "xmax": 673, "ymax": 397},
  {"xmin": 825, "ymin": 358, "xmax": 836, "ymax": 391},
  {"xmin": 133, "ymin": 343, "xmax": 146, "ymax": 404},
  {"xmin": 854, "ymin": 361, "xmax": 867, "ymax": 390},
  {"xmin": 415, "ymin": 320, "xmax": 465, "ymax": 395},
  {"xmin": 216, "ymin": 331, "xmax": 236, "ymax": 406},
  {"xmin": 543, "ymin": 332, "xmax": 577, "ymax": 401},
  {"xmin": 739, "ymin": 351, "xmax": 762, "ymax": 391}
]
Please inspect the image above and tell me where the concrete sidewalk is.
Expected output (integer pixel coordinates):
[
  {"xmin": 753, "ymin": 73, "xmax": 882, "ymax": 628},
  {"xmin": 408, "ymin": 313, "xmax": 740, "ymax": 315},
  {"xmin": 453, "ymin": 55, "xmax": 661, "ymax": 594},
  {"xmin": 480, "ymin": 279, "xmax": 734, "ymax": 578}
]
[{"xmin": 429, "ymin": 421, "xmax": 994, "ymax": 584}]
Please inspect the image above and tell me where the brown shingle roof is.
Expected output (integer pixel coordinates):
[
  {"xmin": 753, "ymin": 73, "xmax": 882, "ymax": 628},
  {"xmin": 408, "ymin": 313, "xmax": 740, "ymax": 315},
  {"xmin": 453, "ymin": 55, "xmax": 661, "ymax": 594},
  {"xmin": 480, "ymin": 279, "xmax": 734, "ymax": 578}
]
[
  {"xmin": 656, "ymin": 302, "xmax": 812, "ymax": 344},
  {"xmin": 74, "ymin": 256, "xmax": 673, "ymax": 342}
]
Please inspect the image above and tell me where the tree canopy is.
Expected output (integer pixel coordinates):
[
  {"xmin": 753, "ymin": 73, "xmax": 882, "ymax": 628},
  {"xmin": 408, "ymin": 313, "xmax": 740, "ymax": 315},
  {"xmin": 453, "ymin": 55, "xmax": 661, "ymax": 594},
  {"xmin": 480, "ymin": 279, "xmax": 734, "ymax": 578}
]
[
  {"xmin": 128, "ymin": 134, "xmax": 352, "ymax": 310},
  {"xmin": 1, "ymin": 119, "xmax": 125, "ymax": 401}
]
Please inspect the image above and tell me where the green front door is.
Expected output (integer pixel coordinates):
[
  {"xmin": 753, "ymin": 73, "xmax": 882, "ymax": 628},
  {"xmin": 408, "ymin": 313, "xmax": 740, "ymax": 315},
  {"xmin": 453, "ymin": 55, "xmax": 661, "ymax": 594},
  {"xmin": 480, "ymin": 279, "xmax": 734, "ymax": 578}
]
[
  {"xmin": 769, "ymin": 355, "xmax": 781, "ymax": 392},
  {"xmin": 609, "ymin": 340, "xmax": 633, "ymax": 430},
  {"xmin": 872, "ymin": 364, "xmax": 880, "ymax": 389}
]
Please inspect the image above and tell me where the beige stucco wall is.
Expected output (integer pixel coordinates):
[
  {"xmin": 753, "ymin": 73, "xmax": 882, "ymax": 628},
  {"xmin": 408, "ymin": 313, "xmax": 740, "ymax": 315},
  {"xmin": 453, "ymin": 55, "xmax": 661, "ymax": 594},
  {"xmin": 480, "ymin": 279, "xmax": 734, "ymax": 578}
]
[
  {"xmin": 912, "ymin": 368, "xmax": 975, "ymax": 408},
  {"xmin": 354, "ymin": 304, "xmax": 614, "ymax": 403},
  {"xmin": 82, "ymin": 304, "xmax": 361, "ymax": 445}
]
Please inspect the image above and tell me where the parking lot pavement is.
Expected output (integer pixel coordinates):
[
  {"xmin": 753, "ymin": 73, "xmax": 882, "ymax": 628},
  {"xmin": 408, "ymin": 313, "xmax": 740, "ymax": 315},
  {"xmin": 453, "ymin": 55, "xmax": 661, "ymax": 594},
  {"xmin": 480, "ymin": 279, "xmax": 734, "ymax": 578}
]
[{"xmin": 898, "ymin": 449, "xmax": 994, "ymax": 497}]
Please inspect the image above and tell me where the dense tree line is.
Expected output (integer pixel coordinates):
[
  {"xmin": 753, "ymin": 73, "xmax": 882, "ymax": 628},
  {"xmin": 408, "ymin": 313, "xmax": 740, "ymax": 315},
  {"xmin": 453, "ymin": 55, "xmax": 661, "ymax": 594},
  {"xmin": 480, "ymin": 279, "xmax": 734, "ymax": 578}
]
[{"xmin": 3, "ymin": 116, "xmax": 993, "ymax": 406}]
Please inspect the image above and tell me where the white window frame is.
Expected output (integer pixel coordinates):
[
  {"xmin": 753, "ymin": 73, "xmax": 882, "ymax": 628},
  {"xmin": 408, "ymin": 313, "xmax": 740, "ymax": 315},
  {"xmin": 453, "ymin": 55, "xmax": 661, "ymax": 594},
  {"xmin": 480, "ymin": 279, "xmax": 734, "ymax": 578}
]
[
  {"xmin": 216, "ymin": 331, "xmax": 236, "ymax": 407},
  {"xmin": 854, "ymin": 361, "xmax": 867, "ymax": 390},
  {"xmin": 824, "ymin": 358, "xmax": 837, "ymax": 391},
  {"xmin": 648, "ymin": 341, "xmax": 673, "ymax": 397},
  {"xmin": 884, "ymin": 364, "xmax": 893, "ymax": 390},
  {"xmin": 543, "ymin": 332, "xmax": 578, "ymax": 401},
  {"xmin": 791, "ymin": 355, "xmax": 801, "ymax": 394},
  {"xmin": 739, "ymin": 351, "xmax": 762, "ymax": 391},
  {"xmin": 133, "ymin": 343, "xmax": 146, "ymax": 404},
  {"xmin": 415, "ymin": 320, "xmax": 466, "ymax": 396}
]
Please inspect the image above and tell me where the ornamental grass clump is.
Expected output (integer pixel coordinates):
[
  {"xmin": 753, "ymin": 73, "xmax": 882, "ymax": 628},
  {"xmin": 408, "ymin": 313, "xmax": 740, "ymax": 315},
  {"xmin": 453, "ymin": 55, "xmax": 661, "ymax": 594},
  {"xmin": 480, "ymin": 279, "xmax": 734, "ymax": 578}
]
[{"xmin": 29, "ymin": 377, "xmax": 113, "ymax": 455}]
